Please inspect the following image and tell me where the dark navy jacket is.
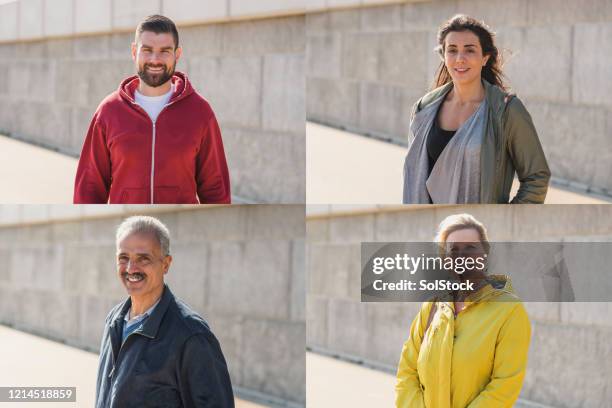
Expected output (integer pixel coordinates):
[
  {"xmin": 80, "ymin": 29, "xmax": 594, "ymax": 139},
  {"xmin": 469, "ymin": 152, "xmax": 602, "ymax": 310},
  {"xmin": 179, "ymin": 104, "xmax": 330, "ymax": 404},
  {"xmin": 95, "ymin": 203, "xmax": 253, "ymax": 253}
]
[{"xmin": 95, "ymin": 285, "xmax": 234, "ymax": 408}]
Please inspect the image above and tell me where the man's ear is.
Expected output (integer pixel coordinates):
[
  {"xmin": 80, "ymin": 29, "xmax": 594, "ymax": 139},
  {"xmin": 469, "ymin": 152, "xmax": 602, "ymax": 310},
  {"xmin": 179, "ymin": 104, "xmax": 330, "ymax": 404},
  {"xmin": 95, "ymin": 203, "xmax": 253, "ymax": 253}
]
[
  {"xmin": 131, "ymin": 42, "xmax": 137, "ymax": 61},
  {"xmin": 175, "ymin": 46, "xmax": 182, "ymax": 62},
  {"xmin": 163, "ymin": 255, "xmax": 173, "ymax": 274}
]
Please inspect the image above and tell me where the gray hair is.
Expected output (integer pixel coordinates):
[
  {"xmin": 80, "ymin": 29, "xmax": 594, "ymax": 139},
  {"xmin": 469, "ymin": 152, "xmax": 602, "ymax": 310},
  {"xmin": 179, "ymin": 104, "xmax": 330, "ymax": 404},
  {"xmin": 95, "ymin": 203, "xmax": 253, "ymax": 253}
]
[{"xmin": 116, "ymin": 216, "xmax": 171, "ymax": 256}]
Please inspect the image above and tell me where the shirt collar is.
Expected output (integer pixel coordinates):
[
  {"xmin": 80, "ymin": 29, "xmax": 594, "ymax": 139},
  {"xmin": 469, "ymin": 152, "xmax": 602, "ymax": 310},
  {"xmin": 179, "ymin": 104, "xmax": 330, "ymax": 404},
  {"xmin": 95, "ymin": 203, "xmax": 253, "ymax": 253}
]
[
  {"xmin": 111, "ymin": 285, "xmax": 174, "ymax": 340},
  {"xmin": 124, "ymin": 296, "xmax": 162, "ymax": 324},
  {"xmin": 134, "ymin": 82, "xmax": 176, "ymax": 101}
]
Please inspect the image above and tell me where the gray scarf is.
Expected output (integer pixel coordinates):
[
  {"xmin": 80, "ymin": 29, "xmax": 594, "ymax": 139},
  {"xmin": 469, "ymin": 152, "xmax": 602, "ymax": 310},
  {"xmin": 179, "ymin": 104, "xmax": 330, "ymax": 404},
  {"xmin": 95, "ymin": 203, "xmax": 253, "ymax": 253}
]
[{"xmin": 402, "ymin": 91, "xmax": 487, "ymax": 204}]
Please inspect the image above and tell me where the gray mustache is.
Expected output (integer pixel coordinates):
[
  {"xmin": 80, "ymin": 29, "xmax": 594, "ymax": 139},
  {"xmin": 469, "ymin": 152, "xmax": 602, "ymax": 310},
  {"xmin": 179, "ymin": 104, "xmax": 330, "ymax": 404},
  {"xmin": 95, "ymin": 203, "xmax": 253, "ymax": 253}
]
[{"xmin": 122, "ymin": 272, "xmax": 145, "ymax": 279}]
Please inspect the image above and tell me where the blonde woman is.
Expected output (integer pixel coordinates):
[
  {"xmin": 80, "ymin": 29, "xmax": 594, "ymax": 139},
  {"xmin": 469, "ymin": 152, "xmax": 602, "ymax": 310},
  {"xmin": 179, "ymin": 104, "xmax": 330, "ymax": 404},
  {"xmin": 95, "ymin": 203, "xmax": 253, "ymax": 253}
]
[
  {"xmin": 395, "ymin": 214, "xmax": 531, "ymax": 407},
  {"xmin": 402, "ymin": 15, "xmax": 550, "ymax": 204}
]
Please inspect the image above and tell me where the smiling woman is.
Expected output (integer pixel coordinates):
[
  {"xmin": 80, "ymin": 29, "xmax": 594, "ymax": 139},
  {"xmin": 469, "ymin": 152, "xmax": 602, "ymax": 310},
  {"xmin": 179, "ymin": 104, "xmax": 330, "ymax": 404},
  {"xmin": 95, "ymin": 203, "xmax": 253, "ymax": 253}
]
[
  {"xmin": 402, "ymin": 14, "xmax": 551, "ymax": 204},
  {"xmin": 395, "ymin": 213, "xmax": 531, "ymax": 408}
]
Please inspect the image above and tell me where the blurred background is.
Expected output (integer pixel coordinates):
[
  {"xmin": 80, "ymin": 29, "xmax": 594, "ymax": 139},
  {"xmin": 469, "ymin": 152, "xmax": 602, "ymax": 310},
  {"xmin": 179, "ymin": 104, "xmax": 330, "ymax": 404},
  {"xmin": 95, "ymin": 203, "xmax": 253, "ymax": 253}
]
[
  {"xmin": 306, "ymin": 0, "xmax": 612, "ymax": 204},
  {"xmin": 0, "ymin": 0, "xmax": 305, "ymax": 203},
  {"xmin": 0, "ymin": 204, "xmax": 305, "ymax": 407},
  {"xmin": 307, "ymin": 204, "xmax": 612, "ymax": 408}
]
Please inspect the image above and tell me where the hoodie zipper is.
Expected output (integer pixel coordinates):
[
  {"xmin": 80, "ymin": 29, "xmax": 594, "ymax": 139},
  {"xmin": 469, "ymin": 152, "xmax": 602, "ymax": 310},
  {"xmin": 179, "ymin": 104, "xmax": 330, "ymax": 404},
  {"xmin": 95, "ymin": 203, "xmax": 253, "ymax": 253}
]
[
  {"xmin": 129, "ymin": 99, "xmax": 178, "ymax": 204},
  {"xmin": 150, "ymin": 121, "xmax": 156, "ymax": 204},
  {"xmin": 148, "ymin": 100, "xmax": 179, "ymax": 203}
]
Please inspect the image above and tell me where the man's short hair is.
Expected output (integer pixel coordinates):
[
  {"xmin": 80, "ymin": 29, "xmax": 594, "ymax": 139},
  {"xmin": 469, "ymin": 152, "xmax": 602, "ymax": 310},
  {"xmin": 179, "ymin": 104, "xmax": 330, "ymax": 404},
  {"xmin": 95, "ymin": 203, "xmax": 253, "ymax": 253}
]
[
  {"xmin": 135, "ymin": 14, "xmax": 179, "ymax": 49},
  {"xmin": 116, "ymin": 216, "xmax": 171, "ymax": 256}
]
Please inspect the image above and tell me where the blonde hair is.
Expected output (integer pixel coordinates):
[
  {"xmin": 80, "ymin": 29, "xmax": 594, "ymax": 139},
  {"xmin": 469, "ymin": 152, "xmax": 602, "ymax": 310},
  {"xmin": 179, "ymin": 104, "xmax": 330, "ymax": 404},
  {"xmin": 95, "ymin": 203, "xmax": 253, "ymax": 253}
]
[{"xmin": 434, "ymin": 213, "xmax": 490, "ymax": 254}]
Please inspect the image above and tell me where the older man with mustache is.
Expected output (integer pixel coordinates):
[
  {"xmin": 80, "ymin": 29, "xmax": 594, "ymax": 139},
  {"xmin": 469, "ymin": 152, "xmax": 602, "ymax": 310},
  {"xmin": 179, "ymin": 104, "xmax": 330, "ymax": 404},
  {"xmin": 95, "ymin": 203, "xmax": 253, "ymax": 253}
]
[{"xmin": 95, "ymin": 216, "xmax": 234, "ymax": 408}]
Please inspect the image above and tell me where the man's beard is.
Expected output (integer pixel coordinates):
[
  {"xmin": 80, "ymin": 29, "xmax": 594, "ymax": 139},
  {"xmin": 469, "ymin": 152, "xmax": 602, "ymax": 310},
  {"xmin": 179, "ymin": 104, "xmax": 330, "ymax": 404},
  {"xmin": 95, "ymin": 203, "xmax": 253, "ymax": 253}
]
[{"xmin": 137, "ymin": 62, "xmax": 175, "ymax": 88}]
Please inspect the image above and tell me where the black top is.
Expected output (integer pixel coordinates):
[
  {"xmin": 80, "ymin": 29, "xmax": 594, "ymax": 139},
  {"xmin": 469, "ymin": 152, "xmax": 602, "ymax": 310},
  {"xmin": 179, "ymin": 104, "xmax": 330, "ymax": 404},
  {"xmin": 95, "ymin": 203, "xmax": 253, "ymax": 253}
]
[{"xmin": 427, "ymin": 111, "xmax": 457, "ymax": 175}]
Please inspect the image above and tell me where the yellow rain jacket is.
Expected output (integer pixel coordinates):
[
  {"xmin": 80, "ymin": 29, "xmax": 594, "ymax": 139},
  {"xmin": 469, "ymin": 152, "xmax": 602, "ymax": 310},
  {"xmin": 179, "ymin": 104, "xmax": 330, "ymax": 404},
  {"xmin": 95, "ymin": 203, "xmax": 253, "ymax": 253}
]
[{"xmin": 395, "ymin": 276, "xmax": 531, "ymax": 408}]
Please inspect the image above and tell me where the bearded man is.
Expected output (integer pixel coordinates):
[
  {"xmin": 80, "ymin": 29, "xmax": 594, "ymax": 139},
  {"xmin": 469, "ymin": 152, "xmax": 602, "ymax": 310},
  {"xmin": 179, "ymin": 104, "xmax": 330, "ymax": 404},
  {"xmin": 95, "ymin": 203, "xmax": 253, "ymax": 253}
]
[{"xmin": 74, "ymin": 15, "xmax": 230, "ymax": 204}]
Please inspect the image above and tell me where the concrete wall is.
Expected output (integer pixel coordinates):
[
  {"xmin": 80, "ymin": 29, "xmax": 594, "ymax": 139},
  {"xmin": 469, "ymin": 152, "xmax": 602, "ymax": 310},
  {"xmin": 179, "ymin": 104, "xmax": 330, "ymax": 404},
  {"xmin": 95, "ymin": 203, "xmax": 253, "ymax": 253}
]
[
  {"xmin": 306, "ymin": 0, "xmax": 612, "ymax": 196},
  {"xmin": 306, "ymin": 205, "xmax": 612, "ymax": 407},
  {"xmin": 0, "ymin": 0, "xmax": 306, "ymax": 41},
  {"xmin": 0, "ymin": 0, "xmax": 305, "ymax": 203},
  {"xmin": 0, "ymin": 204, "xmax": 306, "ymax": 407}
]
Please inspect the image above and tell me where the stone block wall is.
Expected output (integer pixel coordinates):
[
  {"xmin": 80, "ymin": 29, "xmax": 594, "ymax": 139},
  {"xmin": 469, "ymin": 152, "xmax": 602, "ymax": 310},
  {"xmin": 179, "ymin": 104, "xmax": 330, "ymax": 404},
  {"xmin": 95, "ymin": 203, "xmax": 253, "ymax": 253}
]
[
  {"xmin": 306, "ymin": 0, "xmax": 612, "ymax": 195},
  {"xmin": 0, "ymin": 0, "xmax": 305, "ymax": 203},
  {"xmin": 306, "ymin": 204, "xmax": 612, "ymax": 407},
  {"xmin": 0, "ymin": 204, "xmax": 306, "ymax": 406}
]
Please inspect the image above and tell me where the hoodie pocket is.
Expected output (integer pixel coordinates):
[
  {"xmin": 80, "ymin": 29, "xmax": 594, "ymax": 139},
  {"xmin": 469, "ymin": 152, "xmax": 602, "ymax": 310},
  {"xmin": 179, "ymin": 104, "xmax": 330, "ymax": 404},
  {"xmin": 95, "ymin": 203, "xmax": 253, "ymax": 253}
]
[
  {"xmin": 154, "ymin": 186, "xmax": 181, "ymax": 204},
  {"xmin": 119, "ymin": 188, "xmax": 148, "ymax": 204}
]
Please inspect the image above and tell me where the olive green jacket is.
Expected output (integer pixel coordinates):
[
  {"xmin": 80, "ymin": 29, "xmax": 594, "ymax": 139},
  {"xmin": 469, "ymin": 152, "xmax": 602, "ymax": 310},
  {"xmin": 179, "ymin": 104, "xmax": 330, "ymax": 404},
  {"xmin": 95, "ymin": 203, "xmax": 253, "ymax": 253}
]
[{"xmin": 409, "ymin": 80, "xmax": 550, "ymax": 203}]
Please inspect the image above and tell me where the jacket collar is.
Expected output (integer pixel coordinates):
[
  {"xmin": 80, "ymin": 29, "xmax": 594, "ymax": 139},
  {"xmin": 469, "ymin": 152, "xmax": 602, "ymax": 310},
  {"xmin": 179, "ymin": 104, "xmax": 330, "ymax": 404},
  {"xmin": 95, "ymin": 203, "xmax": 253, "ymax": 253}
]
[
  {"xmin": 417, "ymin": 79, "xmax": 508, "ymax": 116},
  {"xmin": 482, "ymin": 80, "xmax": 508, "ymax": 120},
  {"xmin": 118, "ymin": 71, "xmax": 193, "ymax": 105},
  {"xmin": 436, "ymin": 274, "xmax": 518, "ymax": 311},
  {"xmin": 110, "ymin": 284, "xmax": 174, "ymax": 339},
  {"xmin": 417, "ymin": 81, "xmax": 453, "ymax": 112}
]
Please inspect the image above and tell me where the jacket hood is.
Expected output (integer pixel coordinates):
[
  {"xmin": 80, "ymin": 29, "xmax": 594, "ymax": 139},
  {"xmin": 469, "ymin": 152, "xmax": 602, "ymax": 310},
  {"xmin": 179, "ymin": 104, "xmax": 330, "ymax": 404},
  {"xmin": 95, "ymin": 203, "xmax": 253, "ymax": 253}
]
[
  {"xmin": 118, "ymin": 70, "xmax": 194, "ymax": 105},
  {"xmin": 469, "ymin": 274, "xmax": 518, "ymax": 303},
  {"xmin": 435, "ymin": 274, "xmax": 519, "ymax": 306}
]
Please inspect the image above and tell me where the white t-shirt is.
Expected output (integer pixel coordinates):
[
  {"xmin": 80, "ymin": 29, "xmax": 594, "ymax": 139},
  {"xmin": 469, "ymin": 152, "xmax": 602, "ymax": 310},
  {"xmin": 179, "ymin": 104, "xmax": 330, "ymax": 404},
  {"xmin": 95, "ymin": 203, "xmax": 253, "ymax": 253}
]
[{"xmin": 134, "ymin": 83, "xmax": 175, "ymax": 122}]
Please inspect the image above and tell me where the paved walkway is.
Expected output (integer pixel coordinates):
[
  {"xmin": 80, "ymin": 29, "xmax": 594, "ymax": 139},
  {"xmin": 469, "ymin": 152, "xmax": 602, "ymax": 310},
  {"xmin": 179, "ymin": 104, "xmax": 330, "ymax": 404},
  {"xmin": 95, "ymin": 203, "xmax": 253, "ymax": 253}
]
[
  {"xmin": 0, "ymin": 325, "xmax": 264, "ymax": 407},
  {"xmin": 306, "ymin": 352, "xmax": 554, "ymax": 408},
  {"xmin": 306, "ymin": 122, "xmax": 611, "ymax": 205},
  {"xmin": 0, "ymin": 135, "xmax": 77, "ymax": 203},
  {"xmin": 307, "ymin": 352, "xmax": 395, "ymax": 407}
]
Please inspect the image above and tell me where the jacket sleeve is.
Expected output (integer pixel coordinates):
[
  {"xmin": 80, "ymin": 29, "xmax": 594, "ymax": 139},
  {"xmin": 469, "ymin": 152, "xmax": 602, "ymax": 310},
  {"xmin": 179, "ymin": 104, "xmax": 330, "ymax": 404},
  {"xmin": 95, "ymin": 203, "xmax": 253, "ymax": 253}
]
[
  {"xmin": 504, "ymin": 98, "xmax": 551, "ymax": 204},
  {"xmin": 73, "ymin": 111, "xmax": 111, "ymax": 203},
  {"xmin": 395, "ymin": 303, "xmax": 430, "ymax": 408},
  {"xmin": 467, "ymin": 303, "xmax": 531, "ymax": 408},
  {"xmin": 406, "ymin": 99, "xmax": 421, "ymax": 147},
  {"xmin": 178, "ymin": 332, "xmax": 235, "ymax": 408},
  {"xmin": 196, "ymin": 112, "xmax": 231, "ymax": 204},
  {"xmin": 94, "ymin": 323, "xmax": 109, "ymax": 405},
  {"xmin": 402, "ymin": 99, "xmax": 423, "ymax": 204}
]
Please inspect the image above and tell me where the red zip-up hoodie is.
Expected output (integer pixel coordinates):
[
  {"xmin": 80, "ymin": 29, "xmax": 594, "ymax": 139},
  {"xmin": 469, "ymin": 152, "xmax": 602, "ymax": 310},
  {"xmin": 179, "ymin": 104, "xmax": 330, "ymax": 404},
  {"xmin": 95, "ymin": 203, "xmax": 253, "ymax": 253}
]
[{"xmin": 74, "ymin": 71, "xmax": 230, "ymax": 204}]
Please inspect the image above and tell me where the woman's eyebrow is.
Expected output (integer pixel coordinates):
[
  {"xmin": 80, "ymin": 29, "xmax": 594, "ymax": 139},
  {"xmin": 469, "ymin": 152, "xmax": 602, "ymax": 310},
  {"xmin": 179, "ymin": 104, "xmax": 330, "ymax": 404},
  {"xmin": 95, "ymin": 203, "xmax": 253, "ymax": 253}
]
[{"xmin": 447, "ymin": 43, "xmax": 477, "ymax": 48}]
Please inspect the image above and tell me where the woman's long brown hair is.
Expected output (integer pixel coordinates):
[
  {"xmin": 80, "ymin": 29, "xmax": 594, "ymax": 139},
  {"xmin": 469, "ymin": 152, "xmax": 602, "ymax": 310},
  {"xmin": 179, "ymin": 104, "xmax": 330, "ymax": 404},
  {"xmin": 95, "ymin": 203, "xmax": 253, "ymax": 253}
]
[{"xmin": 432, "ymin": 14, "xmax": 508, "ymax": 91}]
